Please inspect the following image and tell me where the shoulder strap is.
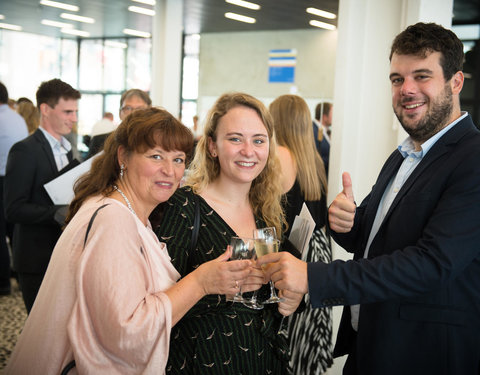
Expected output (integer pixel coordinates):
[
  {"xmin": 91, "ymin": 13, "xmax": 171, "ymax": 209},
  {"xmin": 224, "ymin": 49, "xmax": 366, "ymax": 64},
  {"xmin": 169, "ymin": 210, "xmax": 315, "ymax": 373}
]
[
  {"xmin": 190, "ymin": 194, "xmax": 200, "ymax": 253},
  {"xmin": 84, "ymin": 204, "xmax": 109, "ymax": 247}
]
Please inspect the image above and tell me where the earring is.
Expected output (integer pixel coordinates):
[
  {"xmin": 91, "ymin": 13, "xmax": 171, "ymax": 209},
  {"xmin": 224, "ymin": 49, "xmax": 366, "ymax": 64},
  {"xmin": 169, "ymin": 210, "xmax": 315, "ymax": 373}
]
[
  {"xmin": 120, "ymin": 164, "xmax": 125, "ymax": 178},
  {"xmin": 212, "ymin": 151, "xmax": 217, "ymax": 157}
]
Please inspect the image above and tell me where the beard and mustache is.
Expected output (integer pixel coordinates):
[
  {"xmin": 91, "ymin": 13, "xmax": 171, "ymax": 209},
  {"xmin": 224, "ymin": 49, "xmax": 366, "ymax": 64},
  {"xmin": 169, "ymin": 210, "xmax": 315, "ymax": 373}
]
[{"xmin": 394, "ymin": 83, "xmax": 453, "ymax": 144}]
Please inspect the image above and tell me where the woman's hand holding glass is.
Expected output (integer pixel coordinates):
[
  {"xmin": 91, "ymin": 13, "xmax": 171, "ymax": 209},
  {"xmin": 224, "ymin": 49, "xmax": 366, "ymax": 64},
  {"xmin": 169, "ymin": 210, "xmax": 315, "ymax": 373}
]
[{"xmin": 194, "ymin": 246, "xmax": 252, "ymax": 296}]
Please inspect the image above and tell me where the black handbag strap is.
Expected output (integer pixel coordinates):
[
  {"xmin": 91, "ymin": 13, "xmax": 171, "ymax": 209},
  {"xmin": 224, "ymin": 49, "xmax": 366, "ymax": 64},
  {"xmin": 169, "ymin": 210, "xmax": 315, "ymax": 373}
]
[
  {"xmin": 190, "ymin": 194, "xmax": 201, "ymax": 253},
  {"xmin": 61, "ymin": 203, "xmax": 109, "ymax": 375}
]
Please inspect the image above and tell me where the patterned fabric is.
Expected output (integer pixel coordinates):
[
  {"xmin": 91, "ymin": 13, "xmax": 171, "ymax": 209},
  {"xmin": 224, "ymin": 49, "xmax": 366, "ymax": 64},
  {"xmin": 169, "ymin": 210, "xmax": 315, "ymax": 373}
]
[
  {"xmin": 155, "ymin": 187, "xmax": 290, "ymax": 375},
  {"xmin": 283, "ymin": 179, "xmax": 333, "ymax": 375},
  {"xmin": 288, "ymin": 228, "xmax": 333, "ymax": 374}
]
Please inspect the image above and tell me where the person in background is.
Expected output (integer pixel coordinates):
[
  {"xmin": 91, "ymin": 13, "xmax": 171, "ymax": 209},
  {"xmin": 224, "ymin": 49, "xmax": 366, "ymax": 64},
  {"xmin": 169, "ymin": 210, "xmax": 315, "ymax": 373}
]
[
  {"xmin": 4, "ymin": 78, "xmax": 81, "ymax": 313},
  {"xmin": 91, "ymin": 112, "xmax": 115, "ymax": 139},
  {"xmin": 6, "ymin": 107, "xmax": 252, "ymax": 374},
  {"xmin": 270, "ymin": 94, "xmax": 333, "ymax": 375},
  {"xmin": 155, "ymin": 92, "xmax": 303, "ymax": 374},
  {"xmin": 17, "ymin": 99, "xmax": 40, "ymax": 134},
  {"xmin": 0, "ymin": 82, "xmax": 28, "ymax": 296},
  {"xmin": 259, "ymin": 22, "xmax": 480, "ymax": 375},
  {"xmin": 87, "ymin": 89, "xmax": 151, "ymax": 158},
  {"xmin": 312, "ymin": 102, "xmax": 333, "ymax": 175}
]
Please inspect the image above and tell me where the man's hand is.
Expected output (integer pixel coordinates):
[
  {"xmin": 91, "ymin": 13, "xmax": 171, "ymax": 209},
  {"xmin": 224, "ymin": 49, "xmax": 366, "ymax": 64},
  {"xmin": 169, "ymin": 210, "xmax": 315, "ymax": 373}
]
[
  {"xmin": 328, "ymin": 172, "xmax": 356, "ymax": 233},
  {"xmin": 257, "ymin": 252, "xmax": 308, "ymax": 294}
]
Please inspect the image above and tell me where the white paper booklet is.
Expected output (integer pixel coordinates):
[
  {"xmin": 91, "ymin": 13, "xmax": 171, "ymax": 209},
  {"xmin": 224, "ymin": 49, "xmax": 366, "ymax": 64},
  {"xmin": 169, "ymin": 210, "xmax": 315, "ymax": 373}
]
[
  {"xmin": 44, "ymin": 155, "xmax": 97, "ymax": 205},
  {"xmin": 288, "ymin": 203, "xmax": 316, "ymax": 255}
]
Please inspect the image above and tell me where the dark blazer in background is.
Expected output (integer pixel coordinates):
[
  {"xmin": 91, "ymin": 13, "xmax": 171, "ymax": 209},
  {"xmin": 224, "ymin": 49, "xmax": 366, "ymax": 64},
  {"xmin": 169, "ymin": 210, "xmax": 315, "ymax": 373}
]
[
  {"xmin": 307, "ymin": 115, "xmax": 480, "ymax": 375},
  {"xmin": 4, "ymin": 129, "xmax": 75, "ymax": 276}
]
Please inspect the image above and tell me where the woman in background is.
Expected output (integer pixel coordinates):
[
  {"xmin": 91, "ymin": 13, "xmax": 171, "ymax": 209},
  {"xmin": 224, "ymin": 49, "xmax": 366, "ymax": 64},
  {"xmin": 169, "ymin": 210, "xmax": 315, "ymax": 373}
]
[
  {"xmin": 6, "ymin": 108, "xmax": 251, "ymax": 374},
  {"xmin": 155, "ymin": 92, "xmax": 302, "ymax": 374},
  {"xmin": 17, "ymin": 100, "xmax": 39, "ymax": 134},
  {"xmin": 269, "ymin": 94, "xmax": 333, "ymax": 375}
]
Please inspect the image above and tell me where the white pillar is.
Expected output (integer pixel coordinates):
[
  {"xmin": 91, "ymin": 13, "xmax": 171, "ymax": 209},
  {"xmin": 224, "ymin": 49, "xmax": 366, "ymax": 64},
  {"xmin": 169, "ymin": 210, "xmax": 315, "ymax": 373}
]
[
  {"xmin": 151, "ymin": 0, "xmax": 184, "ymax": 117},
  {"xmin": 326, "ymin": 1, "xmax": 453, "ymax": 374}
]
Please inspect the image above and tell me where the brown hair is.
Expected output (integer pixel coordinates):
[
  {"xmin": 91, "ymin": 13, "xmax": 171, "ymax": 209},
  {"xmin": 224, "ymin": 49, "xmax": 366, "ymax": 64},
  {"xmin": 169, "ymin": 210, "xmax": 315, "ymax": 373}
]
[
  {"xmin": 66, "ymin": 107, "xmax": 193, "ymax": 223},
  {"xmin": 187, "ymin": 92, "xmax": 285, "ymax": 235},
  {"xmin": 36, "ymin": 78, "xmax": 81, "ymax": 108},
  {"xmin": 17, "ymin": 101, "xmax": 40, "ymax": 134},
  {"xmin": 389, "ymin": 22, "xmax": 464, "ymax": 81}
]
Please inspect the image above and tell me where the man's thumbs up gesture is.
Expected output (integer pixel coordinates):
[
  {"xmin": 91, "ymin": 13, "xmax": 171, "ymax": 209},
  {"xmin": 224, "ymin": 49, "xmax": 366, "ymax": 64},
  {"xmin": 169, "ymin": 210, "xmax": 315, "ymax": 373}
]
[{"xmin": 328, "ymin": 172, "xmax": 356, "ymax": 233}]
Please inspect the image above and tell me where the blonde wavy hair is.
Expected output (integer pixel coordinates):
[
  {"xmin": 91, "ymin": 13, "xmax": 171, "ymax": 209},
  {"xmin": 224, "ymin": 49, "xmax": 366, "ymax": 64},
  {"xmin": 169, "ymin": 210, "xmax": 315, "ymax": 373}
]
[
  {"xmin": 269, "ymin": 94, "xmax": 327, "ymax": 200},
  {"xmin": 187, "ymin": 92, "xmax": 285, "ymax": 235}
]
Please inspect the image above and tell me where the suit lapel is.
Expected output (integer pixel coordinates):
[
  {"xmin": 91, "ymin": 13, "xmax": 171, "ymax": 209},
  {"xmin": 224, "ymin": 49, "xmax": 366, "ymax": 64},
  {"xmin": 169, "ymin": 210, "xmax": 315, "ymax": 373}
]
[
  {"xmin": 34, "ymin": 129, "xmax": 57, "ymax": 173},
  {"xmin": 382, "ymin": 115, "xmax": 474, "ymax": 225}
]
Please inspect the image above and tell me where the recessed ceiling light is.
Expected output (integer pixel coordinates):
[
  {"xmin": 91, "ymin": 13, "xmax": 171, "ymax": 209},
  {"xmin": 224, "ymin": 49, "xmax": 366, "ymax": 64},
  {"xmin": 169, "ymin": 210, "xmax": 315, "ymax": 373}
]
[
  {"xmin": 309, "ymin": 20, "xmax": 336, "ymax": 30},
  {"xmin": 225, "ymin": 0, "xmax": 260, "ymax": 10},
  {"xmin": 306, "ymin": 8, "xmax": 336, "ymax": 19},
  {"xmin": 224, "ymin": 12, "xmax": 256, "ymax": 24},
  {"xmin": 131, "ymin": 0, "xmax": 156, "ymax": 5},
  {"xmin": 128, "ymin": 6, "xmax": 155, "ymax": 16},
  {"xmin": 0, "ymin": 15, "xmax": 5, "ymax": 20},
  {"xmin": 0, "ymin": 22, "xmax": 23, "ymax": 31},
  {"xmin": 41, "ymin": 19, "xmax": 73, "ymax": 28},
  {"xmin": 105, "ymin": 40, "xmax": 128, "ymax": 48},
  {"xmin": 123, "ymin": 28, "xmax": 151, "ymax": 38},
  {"xmin": 39, "ymin": 0, "xmax": 79, "ymax": 12},
  {"xmin": 61, "ymin": 28, "xmax": 90, "ymax": 37},
  {"xmin": 60, "ymin": 13, "xmax": 95, "ymax": 24}
]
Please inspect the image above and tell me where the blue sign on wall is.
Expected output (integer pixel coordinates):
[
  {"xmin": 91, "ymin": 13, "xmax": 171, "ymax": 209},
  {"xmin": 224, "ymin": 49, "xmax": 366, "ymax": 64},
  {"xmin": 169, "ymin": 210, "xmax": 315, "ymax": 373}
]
[{"xmin": 268, "ymin": 49, "xmax": 297, "ymax": 83}]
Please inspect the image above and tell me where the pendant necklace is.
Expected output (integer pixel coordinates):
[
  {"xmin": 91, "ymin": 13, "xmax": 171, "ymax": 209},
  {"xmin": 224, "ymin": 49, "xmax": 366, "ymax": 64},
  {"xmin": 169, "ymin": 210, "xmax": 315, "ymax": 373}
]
[{"xmin": 113, "ymin": 185, "xmax": 137, "ymax": 216}]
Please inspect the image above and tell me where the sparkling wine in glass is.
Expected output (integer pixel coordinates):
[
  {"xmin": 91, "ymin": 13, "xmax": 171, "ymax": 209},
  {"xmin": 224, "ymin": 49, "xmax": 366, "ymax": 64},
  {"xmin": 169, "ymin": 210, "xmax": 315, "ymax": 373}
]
[{"xmin": 253, "ymin": 227, "xmax": 284, "ymax": 304}]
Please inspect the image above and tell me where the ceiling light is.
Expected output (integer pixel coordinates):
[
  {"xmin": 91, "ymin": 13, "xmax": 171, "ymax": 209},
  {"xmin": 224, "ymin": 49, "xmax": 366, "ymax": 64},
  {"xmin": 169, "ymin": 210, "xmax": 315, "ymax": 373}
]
[
  {"xmin": 128, "ymin": 6, "xmax": 155, "ymax": 16},
  {"xmin": 39, "ymin": 0, "xmax": 79, "ymax": 12},
  {"xmin": 123, "ymin": 28, "xmax": 151, "ymax": 38},
  {"xmin": 105, "ymin": 40, "xmax": 128, "ymax": 48},
  {"xmin": 61, "ymin": 28, "xmax": 90, "ymax": 37},
  {"xmin": 41, "ymin": 19, "xmax": 73, "ymax": 28},
  {"xmin": 225, "ymin": 0, "xmax": 260, "ymax": 10},
  {"xmin": 131, "ymin": 0, "xmax": 156, "ymax": 5},
  {"xmin": 224, "ymin": 12, "xmax": 256, "ymax": 24},
  {"xmin": 309, "ymin": 20, "xmax": 336, "ymax": 30},
  {"xmin": 0, "ymin": 15, "xmax": 4, "ymax": 20},
  {"xmin": 60, "ymin": 13, "xmax": 95, "ymax": 24},
  {"xmin": 306, "ymin": 7, "xmax": 336, "ymax": 19},
  {"xmin": 0, "ymin": 23, "xmax": 23, "ymax": 31}
]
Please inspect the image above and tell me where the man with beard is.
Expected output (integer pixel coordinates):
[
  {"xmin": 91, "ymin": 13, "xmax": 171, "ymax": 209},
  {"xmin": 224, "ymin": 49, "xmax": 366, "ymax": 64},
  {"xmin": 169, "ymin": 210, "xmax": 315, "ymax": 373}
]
[{"xmin": 257, "ymin": 23, "xmax": 480, "ymax": 375}]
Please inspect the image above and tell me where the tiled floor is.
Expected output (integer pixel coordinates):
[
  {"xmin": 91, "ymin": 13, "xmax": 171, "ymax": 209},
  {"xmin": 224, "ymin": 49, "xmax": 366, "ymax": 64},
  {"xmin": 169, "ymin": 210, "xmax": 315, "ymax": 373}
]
[{"xmin": 0, "ymin": 278, "xmax": 27, "ymax": 371}]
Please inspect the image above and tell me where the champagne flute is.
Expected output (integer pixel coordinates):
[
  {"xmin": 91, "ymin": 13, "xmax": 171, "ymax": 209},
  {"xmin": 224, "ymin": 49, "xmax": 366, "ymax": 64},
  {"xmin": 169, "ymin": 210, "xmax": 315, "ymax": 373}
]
[
  {"xmin": 253, "ymin": 227, "xmax": 284, "ymax": 304},
  {"xmin": 228, "ymin": 236, "xmax": 263, "ymax": 310}
]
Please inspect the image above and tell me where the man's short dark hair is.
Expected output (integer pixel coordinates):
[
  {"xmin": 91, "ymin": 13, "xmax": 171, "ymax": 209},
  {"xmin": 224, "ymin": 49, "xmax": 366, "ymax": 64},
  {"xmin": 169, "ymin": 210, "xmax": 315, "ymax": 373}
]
[
  {"xmin": 389, "ymin": 22, "xmax": 464, "ymax": 81},
  {"xmin": 36, "ymin": 78, "xmax": 81, "ymax": 108},
  {"xmin": 0, "ymin": 81, "xmax": 8, "ymax": 104},
  {"xmin": 120, "ymin": 89, "xmax": 152, "ymax": 108},
  {"xmin": 315, "ymin": 102, "xmax": 332, "ymax": 121}
]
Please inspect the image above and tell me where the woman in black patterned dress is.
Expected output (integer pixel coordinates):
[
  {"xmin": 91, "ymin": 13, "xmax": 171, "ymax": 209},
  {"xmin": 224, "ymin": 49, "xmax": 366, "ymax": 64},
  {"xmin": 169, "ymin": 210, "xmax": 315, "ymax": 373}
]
[
  {"xmin": 155, "ymin": 92, "xmax": 303, "ymax": 374},
  {"xmin": 270, "ymin": 94, "xmax": 333, "ymax": 375}
]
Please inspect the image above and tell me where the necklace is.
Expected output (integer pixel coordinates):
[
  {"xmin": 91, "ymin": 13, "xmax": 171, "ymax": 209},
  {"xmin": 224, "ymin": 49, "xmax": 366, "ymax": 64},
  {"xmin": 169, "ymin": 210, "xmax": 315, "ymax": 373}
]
[{"xmin": 113, "ymin": 185, "xmax": 137, "ymax": 216}]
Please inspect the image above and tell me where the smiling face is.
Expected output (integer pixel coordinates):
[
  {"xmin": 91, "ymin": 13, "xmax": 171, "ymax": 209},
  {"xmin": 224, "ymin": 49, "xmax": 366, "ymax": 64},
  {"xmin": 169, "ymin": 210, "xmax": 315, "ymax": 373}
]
[
  {"xmin": 121, "ymin": 146, "xmax": 186, "ymax": 212},
  {"xmin": 390, "ymin": 51, "xmax": 463, "ymax": 147},
  {"xmin": 208, "ymin": 105, "xmax": 269, "ymax": 187},
  {"xmin": 40, "ymin": 97, "xmax": 78, "ymax": 140}
]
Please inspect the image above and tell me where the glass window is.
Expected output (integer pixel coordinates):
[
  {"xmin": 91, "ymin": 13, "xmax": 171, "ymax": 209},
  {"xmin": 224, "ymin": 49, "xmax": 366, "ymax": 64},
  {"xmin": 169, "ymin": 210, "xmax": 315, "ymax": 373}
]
[
  {"xmin": 127, "ymin": 38, "xmax": 151, "ymax": 91},
  {"xmin": 104, "ymin": 42, "xmax": 126, "ymax": 92},
  {"xmin": 61, "ymin": 38, "xmax": 78, "ymax": 87},
  {"xmin": 79, "ymin": 40, "xmax": 103, "ymax": 91}
]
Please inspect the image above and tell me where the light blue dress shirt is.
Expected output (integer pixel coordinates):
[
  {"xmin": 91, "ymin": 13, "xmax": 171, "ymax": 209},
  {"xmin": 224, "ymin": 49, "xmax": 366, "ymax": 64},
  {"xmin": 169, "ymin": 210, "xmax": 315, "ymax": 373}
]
[
  {"xmin": 39, "ymin": 127, "xmax": 72, "ymax": 171},
  {"xmin": 0, "ymin": 104, "xmax": 28, "ymax": 175},
  {"xmin": 350, "ymin": 112, "xmax": 468, "ymax": 330}
]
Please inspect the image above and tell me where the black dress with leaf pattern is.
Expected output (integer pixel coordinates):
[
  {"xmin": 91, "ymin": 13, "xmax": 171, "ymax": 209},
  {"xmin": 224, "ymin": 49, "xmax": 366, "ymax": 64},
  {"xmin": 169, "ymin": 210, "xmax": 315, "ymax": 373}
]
[{"xmin": 155, "ymin": 187, "xmax": 290, "ymax": 375}]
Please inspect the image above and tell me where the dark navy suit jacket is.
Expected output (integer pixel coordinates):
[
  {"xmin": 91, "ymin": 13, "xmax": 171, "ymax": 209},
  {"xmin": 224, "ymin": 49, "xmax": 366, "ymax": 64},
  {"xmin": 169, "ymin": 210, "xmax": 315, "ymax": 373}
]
[
  {"xmin": 307, "ymin": 115, "xmax": 480, "ymax": 375},
  {"xmin": 5, "ymin": 129, "xmax": 75, "ymax": 275}
]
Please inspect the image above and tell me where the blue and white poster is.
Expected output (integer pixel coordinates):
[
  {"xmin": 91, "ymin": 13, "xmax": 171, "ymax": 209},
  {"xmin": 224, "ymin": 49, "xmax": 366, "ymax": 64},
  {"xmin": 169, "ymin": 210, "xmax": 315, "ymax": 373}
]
[{"xmin": 268, "ymin": 49, "xmax": 297, "ymax": 83}]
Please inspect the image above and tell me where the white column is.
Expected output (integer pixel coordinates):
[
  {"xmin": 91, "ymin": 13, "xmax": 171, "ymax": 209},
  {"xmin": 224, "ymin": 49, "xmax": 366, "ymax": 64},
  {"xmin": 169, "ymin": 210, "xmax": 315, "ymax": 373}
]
[
  {"xmin": 151, "ymin": 0, "xmax": 184, "ymax": 117},
  {"xmin": 326, "ymin": 1, "xmax": 453, "ymax": 374}
]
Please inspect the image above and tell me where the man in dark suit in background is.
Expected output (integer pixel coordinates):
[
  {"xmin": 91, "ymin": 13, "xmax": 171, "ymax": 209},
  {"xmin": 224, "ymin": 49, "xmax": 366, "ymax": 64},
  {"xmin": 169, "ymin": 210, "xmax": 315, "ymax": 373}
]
[
  {"xmin": 259, "ymin": 23, "xmax": 480, "ymax": 375},
  {"xmin": 313, "ymin": 102, "xmax": 332, "ymax": 176},
  {"xmin": 4, "ymin": 78, "xmax": 81, "ymax": 312}
]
